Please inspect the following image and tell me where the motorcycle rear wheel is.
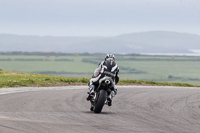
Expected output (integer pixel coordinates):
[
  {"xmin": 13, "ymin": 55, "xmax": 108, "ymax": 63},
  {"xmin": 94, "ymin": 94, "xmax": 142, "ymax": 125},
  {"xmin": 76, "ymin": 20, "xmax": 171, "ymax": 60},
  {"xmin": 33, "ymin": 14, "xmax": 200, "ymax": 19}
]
[{"xmin": 94, "ymin": 89, "xmax": 107, "ymax": 113}]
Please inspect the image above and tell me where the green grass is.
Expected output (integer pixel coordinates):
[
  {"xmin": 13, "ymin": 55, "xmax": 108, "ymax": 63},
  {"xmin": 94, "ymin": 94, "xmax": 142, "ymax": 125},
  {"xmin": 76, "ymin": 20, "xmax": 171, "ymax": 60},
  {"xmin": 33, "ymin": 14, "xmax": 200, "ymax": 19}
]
[
  {"xmin": 0, "ymin": 71, "xmax": 89, "ymax": 88},
  {"xmin": 1, "ymin": 54, "xmax": 200, "ymax": 86},
  {"xmin": 0, "ymin": 71, "xmax": 199, "ymax": 88},
  {"xmin": 119, "ymin": 79, "xmax": 198, "ymax": 87}
]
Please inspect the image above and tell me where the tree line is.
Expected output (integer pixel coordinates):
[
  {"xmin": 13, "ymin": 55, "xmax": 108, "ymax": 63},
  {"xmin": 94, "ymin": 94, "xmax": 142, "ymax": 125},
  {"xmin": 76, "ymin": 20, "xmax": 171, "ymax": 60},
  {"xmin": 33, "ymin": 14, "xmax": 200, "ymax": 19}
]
[
  {"xmin": 0, "ymin": 52, "xmax": 102, "ymax": 56},
  {"xmin": 0, "ymin": 58, "xmax": 73, "ymax": 61}
]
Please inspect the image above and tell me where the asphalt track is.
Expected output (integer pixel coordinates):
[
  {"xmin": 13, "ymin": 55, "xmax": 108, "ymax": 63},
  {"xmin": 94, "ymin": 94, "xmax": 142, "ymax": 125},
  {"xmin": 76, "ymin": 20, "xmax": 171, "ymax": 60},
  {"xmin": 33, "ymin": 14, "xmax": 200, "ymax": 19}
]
[{"xmin": 0, "ymin": 86, "xmax": 200, "ymax": 133}]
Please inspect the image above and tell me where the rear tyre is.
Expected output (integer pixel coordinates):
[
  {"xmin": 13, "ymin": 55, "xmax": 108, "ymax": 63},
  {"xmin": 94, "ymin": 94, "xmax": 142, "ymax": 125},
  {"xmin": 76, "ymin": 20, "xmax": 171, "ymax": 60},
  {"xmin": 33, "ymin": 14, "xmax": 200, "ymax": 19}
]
[{"xmin": 94, "ymin": 90, "xmax": 107, "ymax": 113}]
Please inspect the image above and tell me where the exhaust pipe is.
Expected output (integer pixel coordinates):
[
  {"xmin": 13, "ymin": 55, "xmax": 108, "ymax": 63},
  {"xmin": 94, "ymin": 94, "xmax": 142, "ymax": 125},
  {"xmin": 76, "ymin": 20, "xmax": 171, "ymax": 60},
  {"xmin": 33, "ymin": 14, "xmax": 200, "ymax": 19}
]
[{"xmin": 105, "ymin": 80, "xmax": 110, "ymax": 85}]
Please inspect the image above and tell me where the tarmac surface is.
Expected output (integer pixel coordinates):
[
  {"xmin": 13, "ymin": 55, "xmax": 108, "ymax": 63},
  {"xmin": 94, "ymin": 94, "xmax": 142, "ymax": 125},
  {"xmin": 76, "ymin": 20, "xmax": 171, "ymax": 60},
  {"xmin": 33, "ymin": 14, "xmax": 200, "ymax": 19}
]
[{"xmin": 0, "ymin": 86, "xmax": 200, "ymax": 133}]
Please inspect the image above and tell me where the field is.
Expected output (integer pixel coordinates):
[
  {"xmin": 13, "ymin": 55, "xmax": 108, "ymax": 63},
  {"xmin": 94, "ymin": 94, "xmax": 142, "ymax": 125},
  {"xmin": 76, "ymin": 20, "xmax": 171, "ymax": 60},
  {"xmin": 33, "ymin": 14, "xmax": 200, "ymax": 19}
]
[{"xmin": 0, "ymin": 53, "xmax": 200, "ymax": 85}]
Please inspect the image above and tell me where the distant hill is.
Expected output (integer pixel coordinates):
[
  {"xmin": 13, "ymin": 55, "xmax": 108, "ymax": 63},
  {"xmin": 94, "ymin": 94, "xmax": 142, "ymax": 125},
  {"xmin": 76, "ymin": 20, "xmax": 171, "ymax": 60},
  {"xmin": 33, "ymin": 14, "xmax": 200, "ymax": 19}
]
[{"xmin": 0, "ymin": 31, "xmax": 200, "ymax": 54}]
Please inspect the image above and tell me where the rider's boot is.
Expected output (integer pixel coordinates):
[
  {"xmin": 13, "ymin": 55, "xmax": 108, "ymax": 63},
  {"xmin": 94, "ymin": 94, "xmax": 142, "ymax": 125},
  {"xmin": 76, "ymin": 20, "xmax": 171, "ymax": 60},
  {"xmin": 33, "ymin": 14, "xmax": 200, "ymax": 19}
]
[
  {"xmin": 107, "ymin": 91, "xmax": 116, "ymax": 106},
  {"xmin": 86, "ymin": 85, "xmax": 95, "ymax": 101}
]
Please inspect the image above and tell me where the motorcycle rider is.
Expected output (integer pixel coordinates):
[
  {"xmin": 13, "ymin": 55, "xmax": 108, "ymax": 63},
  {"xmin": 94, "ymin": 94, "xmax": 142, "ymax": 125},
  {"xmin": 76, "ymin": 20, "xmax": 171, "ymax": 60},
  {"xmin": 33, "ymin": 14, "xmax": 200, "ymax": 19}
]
[{"xmin": 86, "ymin": 54, "xmax": 119, "ymax": 106}]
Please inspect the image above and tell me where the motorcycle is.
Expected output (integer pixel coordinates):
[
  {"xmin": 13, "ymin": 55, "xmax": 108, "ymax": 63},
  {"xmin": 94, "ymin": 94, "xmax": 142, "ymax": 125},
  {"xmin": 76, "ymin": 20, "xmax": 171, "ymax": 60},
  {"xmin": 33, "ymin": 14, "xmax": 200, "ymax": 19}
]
[{"xmin": 88, "ymin": 77, "xmax": 115, "ymax": 113}]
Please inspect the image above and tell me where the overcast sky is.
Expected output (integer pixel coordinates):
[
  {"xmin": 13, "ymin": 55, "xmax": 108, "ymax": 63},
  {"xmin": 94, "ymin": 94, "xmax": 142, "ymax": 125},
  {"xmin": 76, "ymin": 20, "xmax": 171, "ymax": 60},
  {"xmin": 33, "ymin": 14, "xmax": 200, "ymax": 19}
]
[{"xmin": 0, "ymin": 0, "xmax": 200, "ymax": 36}]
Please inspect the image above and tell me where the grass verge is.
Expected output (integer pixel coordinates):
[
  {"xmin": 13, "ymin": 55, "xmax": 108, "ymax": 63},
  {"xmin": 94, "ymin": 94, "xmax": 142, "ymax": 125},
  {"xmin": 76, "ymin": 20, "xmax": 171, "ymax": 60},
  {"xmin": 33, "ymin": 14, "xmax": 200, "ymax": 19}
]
[{"xmin": 0, "ymin": 71, "xmax": 199, "ymax": 88}]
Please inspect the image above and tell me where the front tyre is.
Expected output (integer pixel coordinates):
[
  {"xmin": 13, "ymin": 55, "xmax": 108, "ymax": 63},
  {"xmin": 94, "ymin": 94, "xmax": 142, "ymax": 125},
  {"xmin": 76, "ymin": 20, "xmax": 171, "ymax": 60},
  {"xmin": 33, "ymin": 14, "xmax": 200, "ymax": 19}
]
[{"xmin": 94, "ymin": 90, "xmax": 107, "ymax": 113}]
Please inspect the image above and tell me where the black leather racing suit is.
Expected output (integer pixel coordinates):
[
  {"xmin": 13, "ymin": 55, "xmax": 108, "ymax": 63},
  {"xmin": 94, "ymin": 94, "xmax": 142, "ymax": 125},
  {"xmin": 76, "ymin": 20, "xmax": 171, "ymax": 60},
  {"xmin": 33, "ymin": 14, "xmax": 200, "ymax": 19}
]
[{"xmin": 88, "ymin": 58, "xmax": 119, "ymax": 89}]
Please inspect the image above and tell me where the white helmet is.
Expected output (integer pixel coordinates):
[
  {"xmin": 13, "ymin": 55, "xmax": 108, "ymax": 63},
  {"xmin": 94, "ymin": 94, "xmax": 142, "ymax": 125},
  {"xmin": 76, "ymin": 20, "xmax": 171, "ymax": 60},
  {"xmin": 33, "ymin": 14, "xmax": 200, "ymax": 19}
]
[{"xmin": 105, "ymin": 54, "xmax": 115, "ymax": 61}]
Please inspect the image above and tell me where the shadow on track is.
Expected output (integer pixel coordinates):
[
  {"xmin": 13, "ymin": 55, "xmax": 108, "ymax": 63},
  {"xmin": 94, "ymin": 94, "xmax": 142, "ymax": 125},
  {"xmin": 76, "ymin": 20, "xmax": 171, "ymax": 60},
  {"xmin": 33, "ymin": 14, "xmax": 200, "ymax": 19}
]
[{"xmin": 82, "ymin": 111, "xmax": 114, "ymax": 115}]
